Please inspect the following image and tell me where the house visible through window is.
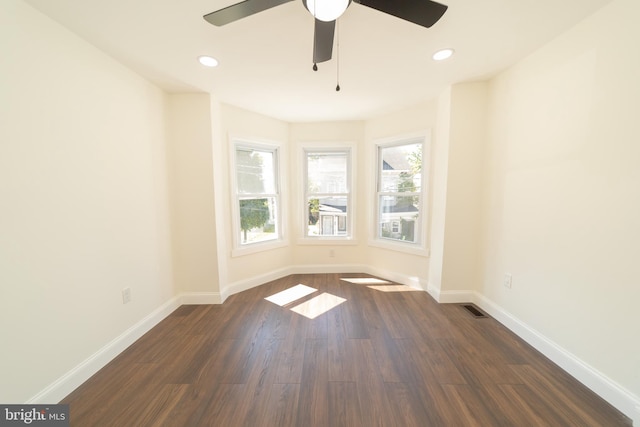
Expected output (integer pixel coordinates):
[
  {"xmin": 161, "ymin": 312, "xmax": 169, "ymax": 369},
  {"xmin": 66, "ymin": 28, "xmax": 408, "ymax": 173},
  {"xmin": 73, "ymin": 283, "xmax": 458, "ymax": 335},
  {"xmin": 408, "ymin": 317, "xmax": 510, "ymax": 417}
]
[
  {"xmin": 376, "ymin": 138, "xmax": 424, "ymax": 245},
  {"xmin": 305, "ymin": 149, "xmax": 351, "ymax": 238},
  {"xmin": 234, "ymin": 143, "xmax": 280, "ymax": 246}
]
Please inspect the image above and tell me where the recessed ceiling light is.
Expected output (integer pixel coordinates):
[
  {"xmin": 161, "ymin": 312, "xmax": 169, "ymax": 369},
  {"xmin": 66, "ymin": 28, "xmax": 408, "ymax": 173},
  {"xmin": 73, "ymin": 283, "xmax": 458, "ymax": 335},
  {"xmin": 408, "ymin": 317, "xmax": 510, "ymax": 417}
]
[
  {"xmin": 198, "ymin": 56, "xmax": 219, "ymax": 67},
  {"xmin": 432, "ymin": 48, "xmax": 454, "ymax": 61}
]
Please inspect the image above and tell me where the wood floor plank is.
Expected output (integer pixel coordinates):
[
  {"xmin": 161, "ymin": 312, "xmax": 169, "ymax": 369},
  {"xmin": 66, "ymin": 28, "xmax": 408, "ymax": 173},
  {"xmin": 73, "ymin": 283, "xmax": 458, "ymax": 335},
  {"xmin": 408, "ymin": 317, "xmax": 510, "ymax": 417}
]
[
  {"xmin": 384, "ymin": 381, "xmax": 432, "ymax": 427},
  {"xmin": 328, "ymin": 319, "xmax": 358, "ymax": 382},
  {"xmin": 273, "ymin": 312, "xmax": 308, "ymax": 384},
  {"xmin": 438, "ymin": 335, "xmax": 523, "ymax": 386},
  {"xmin": 235, "ymin": 337, "xmax": 283, "ymax": 426},
  {"xmin": 66, "ymin": 363, "xmax": 163, "ymax": 426},
  {"xmin": 510, "ymin": 364, "xmax": 632, "ymax": 426},
  {"xmin": 296, "ymin": 338, "xmax": 329, "ymax": 426},
  {"xmin": 328, "ymin": 381, "xmax": 363, "ymax": 427},
  {"xmin": 188, "ymin": 383, "xmax": 246, "ymax": 427},
  {"xmin": 60, "ymin": 273, "xmax": 632, "ymax": 427},
  {"xmin": 441, "ymin": 384, "xmax": 501, "ymax": 426},
  {"xmin": 411, "ymin": 336, "xmax": 467, "ymax": 385},
  {"xmin": 259, "ymin": 383, "xmax": 300, "ymax": 427},
  {"xmin": 351, "ymin": 339, "xmax": 397, "ymax": 427},
  {"xmin": 110, "ymin": 383, "xmax": 190, "ymax": 427},
  {"xmin": 370, "ymin": 336, "xmax": 412, "ymax": 383}
]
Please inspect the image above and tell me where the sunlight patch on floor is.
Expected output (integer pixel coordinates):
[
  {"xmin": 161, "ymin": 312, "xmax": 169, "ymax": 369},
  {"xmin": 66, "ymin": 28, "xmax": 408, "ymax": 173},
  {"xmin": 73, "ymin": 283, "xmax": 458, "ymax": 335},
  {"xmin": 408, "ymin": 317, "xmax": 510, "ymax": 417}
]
[
  {"xmin": 290, "ymin": 293, "xmax": 347, "ymax": 320},
  {"xmin": 367, "ymin": 285, "xmax": 421, "ymax": 292},
  {"xmin": 264, "ymin": 284, "xmax": 317, "ymax": 306},
  {"xmin": 340, "ymin": 277, "xmax": 391, "ymax": 285}
]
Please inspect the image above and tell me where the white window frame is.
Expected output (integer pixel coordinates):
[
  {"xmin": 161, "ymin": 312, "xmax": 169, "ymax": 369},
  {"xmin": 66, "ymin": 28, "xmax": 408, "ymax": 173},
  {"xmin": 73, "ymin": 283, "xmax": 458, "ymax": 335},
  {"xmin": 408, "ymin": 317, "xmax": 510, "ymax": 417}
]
[
  {"xmin": 370, "ymin": 132, "xmax": 430, "ymax": 256},
  {"xmin": 299, "ymin": 142, "xmax": 356, "ymax": 244},
  {"xmin": 230, "ymin": 139, "xmax": 286, "ymax": 256}
]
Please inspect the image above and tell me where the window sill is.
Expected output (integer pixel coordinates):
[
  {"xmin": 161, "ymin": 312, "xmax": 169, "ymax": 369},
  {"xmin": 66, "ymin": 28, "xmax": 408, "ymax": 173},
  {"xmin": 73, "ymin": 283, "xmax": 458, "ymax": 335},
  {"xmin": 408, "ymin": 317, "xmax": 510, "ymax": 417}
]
[
  {"xmin": 231, "ymin": 239, "xmax": 289, "ymax": 257},
  {"xmin": 367, "ymin": 238, "xmax": 430, "ymax": 257}
]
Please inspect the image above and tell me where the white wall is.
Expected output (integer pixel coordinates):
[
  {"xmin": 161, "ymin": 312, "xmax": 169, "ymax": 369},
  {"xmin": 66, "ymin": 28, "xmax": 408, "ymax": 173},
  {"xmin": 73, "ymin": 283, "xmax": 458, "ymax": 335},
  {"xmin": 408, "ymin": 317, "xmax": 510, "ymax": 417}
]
[
  {"xmin": 427, "ymin": 83, "xmax": 488, "ymax": 301},
  {"xmin": 440, "ymin": 83, "xmax": 488, "ymax": 294},
  {"xmin": 481, "ymin": 0, "xmax": 640, "ymax": 417},
  {"xmin": 428, "ymin": 90, "xmax": 452, "ymax": 297},
  {"xmin": 167, "ymin": 94, "xmax": 220, "ymax": 301},
  {"xmin": 0, "ymin": 0, "xmax": 175, "ymax": 402}
]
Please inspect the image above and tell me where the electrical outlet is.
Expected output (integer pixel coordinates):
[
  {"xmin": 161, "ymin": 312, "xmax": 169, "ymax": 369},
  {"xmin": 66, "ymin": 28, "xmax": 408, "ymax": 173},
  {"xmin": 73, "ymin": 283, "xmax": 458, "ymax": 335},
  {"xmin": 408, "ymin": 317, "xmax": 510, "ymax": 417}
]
[
  {"xmin": 329, "ymin": 249, "xmax": 335, "ymax": 258},
  {"xmin": 503, "ymin": 274, "xmax": 512, "ymax": 289},
  {"xmin": 122, "ymin": 287, "xmax": 131, "ymax": 304}
]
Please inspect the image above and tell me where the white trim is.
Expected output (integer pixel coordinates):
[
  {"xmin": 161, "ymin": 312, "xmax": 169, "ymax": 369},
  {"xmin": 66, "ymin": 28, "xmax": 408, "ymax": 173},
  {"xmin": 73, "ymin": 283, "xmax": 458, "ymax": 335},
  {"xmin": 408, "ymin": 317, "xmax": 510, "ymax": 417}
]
[
  {"xmin": 231, "ymin": 238, "xmax": 289, "ymax": 257},
  {"xmin": 229, "ymin": 137, "xmax": 287, "ymax": 254},
  {"xmin": 300, "ymin": 141, "xmax": 357, "ymax": 241},
  {"xmin": 220, "ymin": 266, "xmax": 293, "ymax": 302},
  {"xmin": 472, "ymin": 293, "xmax": 640, "ymax": 426},
  {"xmin": 28, "ymin": 267, "xmax": 640, "ymax": 425},
  {"xmin": 432, "ymin": 289, "xmax": 476, "ymax": 303},
  {"xmin": 291, "ymin": 263, "xmax": 370, "ymax": 275},
  {"xmin": 368, "ymin": 238, "xmax": 430, "ymax": 257},
  {"xmin": 363, "ymin": 265, "xmax": 426, "ymax": 290},
  {"xmin": 427, "ymin": 288, "xmax": 640, "ymax": 425},
  {"xmin": 179, "ymin": 292, "xmax": 223, "ymax": 305},
  {"xmin": 219, "ymin": 264, "xmax": 427, "ymax": 299},
  {"xmin": 27, "ymin": 296, "xmax": 182, "ymax": 404},
  {"xmin": 371, "ymin": 131, "xmax": 431, "ymax": 252}
]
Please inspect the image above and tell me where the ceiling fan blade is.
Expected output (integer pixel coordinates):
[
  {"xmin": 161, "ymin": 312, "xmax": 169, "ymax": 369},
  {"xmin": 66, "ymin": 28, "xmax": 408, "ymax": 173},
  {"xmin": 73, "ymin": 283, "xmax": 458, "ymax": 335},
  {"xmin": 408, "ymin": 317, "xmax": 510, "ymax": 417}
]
[
  {"xmin": 204, "ymin": 0, "xmax": 294, "ymax": 26},
  {"xmin": 354, "ymin": 0, "xmax": 447, "ymax": 28},
  {"xmin": 313, "ymin": 19, "xmax": 335, "ymax": 64}
]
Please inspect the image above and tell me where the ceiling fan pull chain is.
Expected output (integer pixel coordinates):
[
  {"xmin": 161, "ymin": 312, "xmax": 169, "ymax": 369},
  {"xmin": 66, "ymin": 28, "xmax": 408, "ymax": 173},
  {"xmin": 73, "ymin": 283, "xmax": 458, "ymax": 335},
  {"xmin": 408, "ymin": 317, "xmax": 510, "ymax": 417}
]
[
  {"xmin": 336, "ymin": 19, "xmax": 341, "ymax": 91},
  {"xmin": 313, "ymin": 0, "xmax": 319, "ymax": 72}
]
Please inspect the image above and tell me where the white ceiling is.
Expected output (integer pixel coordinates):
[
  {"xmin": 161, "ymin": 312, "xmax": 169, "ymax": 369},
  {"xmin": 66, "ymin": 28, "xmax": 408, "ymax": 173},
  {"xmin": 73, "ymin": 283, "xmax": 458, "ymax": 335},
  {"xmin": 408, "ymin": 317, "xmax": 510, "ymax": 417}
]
[{"xmin": 23, "ymin": 0, "xmax": 611, "ymax": 123}]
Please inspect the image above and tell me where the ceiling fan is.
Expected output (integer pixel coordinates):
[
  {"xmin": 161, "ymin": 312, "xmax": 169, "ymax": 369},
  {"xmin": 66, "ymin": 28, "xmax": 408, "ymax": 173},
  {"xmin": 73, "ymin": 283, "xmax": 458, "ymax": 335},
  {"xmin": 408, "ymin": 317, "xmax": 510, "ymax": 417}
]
[{"xmin": 203, "ymin": 0, "xmax": 448, "ymax": 67}]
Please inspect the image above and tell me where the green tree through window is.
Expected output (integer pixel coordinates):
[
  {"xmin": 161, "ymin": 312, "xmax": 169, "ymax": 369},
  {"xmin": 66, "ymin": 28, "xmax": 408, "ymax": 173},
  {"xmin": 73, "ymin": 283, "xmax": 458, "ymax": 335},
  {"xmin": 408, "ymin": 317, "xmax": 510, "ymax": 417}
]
[{"xmin": 239, "ymin": 198, "xmax": 269, "ymax": 242}]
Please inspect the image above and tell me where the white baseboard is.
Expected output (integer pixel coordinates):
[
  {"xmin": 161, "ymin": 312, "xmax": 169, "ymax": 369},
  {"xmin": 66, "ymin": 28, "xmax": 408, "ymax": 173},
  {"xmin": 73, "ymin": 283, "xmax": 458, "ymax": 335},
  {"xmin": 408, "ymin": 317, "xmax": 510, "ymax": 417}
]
[
  {"xmin": 472, "ymin": 292, "xmax": 640, "ymax": 426},
  {"xmin": 179, "ymin": 292, "xmax": 223, "ymax": 305},
  {"xmin": 220, "ymin": 266, "xmax": 293, "ymax": 302},
  {"xmin": 431, "ymin": 289, "xmax": 476, "ymax": 303},
  {"xmin": 291, "ymin": 263, "xmax": 369, "ymax": 275},
  {"xmin": 30, "ymin": 269, "xmax": 639, "ymax": 426},
  {"xmin": 27, "ymin": 296, "xmax": 182, "ymax": 405},
  {"xmin": 29, "ymin": 264, "xmax": 400, "ymax": 404},
  {"xmin": 220, "ymin": 263, "xmax": 428, "ymax": 296},
  {"xmin": 363, "ymin": 265, "xmax": 426, "ymax": 290}
]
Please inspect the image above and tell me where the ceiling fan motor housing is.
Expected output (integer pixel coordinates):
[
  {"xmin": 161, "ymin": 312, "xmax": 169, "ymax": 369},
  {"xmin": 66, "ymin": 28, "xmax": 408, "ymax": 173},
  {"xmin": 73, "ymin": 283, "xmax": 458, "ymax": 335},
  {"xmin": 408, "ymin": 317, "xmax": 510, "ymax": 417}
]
[{"xmin": 303, "ymin": 0, "xmax": 352, "ymax": 22}]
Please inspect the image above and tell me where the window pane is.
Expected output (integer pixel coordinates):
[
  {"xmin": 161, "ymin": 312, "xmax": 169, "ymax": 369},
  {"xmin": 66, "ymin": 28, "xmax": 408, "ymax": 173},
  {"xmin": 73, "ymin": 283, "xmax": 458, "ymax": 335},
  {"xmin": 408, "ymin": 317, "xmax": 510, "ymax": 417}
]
[
  {"xmin": 307, "ymin": 153, "xmax": 347, "ymax": 193},
  {"xmin": 239, "ymin": 197, "xmax": 277, "ymax": 244},
  {"xmin": 380, "ymin": 143, "xmax": 422, "ymax": 193},
  {"xmin": 237, "ymin": 148, "xmax": 276, "ymax": 194},
  {"xmin": 307, "ymin": 196, "xmax": 348, "ymax": 236},
  {"xmin": 379, "ymin": 195, "xmax": 419, "ymax": 243}
]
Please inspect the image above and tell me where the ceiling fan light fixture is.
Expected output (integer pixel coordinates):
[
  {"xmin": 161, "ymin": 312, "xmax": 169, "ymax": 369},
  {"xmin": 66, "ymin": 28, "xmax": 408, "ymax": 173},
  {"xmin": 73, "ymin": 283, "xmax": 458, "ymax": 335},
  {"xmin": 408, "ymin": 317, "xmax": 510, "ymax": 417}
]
[
  {"xmin": 198, "ymin": 55, "xmax": 219, "ymax": 67},
  {"xmin": 432, "ymin": 48, "xmax": 454, "ymax": 61},
  {"xmin": 304, "ymin": 0, "xmax": 350, "ymax": 22}
]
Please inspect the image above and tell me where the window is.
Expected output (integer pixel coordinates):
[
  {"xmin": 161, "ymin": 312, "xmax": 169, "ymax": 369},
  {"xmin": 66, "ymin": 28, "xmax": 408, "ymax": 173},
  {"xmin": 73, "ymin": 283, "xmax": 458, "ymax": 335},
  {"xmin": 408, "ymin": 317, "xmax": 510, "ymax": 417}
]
[
  {"xmin": 304, "ymin": 148, "xmax": 352, "ymax": 238},
  {"xmin": 376, "ymin": 137, "xmax": 425, "ymax": 245},
  {"xmin": 233, "ymin": 143, "xmax": 281, "ymax": 247}
]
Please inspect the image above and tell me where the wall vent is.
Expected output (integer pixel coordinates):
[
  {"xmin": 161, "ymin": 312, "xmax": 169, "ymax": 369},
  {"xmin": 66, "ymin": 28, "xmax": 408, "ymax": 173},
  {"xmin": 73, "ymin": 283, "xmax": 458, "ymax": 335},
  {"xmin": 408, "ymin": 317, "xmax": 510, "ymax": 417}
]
[{"xmin": 461, "ymin": 304, "xmax": 487, "ymax": 318}]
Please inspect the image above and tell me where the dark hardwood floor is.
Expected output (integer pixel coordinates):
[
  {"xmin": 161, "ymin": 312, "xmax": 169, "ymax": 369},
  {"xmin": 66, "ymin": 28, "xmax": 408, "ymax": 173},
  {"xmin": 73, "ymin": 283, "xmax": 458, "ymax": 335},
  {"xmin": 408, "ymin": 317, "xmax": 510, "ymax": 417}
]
[{"xmin": 62, "ymin": 273, "xmax": 632, "ymax": 426}]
